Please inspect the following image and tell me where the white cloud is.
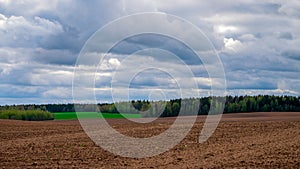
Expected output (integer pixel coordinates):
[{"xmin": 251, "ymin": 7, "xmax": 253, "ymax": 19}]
[
  {"xmin": 0, "ymin": 14, "xmax": 63, "ymax": 35},
  {"xmin": 108, "ymin": 58, "xmax": 121, "ymax": 68},
  {"xmin": 214, "ymin": 25, "xmax": 238, "ymax": 34},
  {"xmin": 121, "ymin": 0, "xmax": 158, "ymax": 13},
  {"xmin": 226, "ymin": 88, "xmax": 299, "ymax": 96},
  {"xmin": 42, "ymin": 87, "xmax": 72, "ymax": 99},
  {"xmin": 0, "ymin": 13, "xmax": 63, "ymax": 48},
  {"xmin": 0, "ymin": 63, "xmax": 11, "ymax": 76},
  {"xmin": 239, "ymin": 34, "xmax": 257, "ymax": 42},
  {"xmin": 223, "ymin": 38, "xmax": 243, "ymax": 52}
]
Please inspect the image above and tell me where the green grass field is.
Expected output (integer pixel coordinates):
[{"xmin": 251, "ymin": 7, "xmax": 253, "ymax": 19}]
[{"xmin": 53, "ymin": 112, "xmax": 141, "ymax": 120}]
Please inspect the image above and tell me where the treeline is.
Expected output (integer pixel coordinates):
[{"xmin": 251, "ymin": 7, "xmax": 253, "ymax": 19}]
[
  {"xmin": 1, "ymin": 95, "xmax": 300, "ymax": 117},
  {"xmin": 0, "ymin": 109, "xmax": 54, "ymax": 121},
  {"xmin": 224, "ymin": 95, "xmax": 300, "ymax": 113}
]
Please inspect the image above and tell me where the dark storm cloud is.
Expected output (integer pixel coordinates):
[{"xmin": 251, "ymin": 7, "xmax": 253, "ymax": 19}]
[
  {"xmin": 281, "ymin": 50, "xmax": 300, "ymax": 61},
  {"xmin": 109, "ymin": 34, "xmax": 203, "ymax": 65}
]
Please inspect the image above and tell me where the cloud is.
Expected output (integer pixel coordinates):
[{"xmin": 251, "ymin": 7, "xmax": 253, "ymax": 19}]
[
  {"xmin": 0, "ymin": 0, "xmax": 59, "ymax": 17},
  {"xmin": 281, "ymin": 49, "xmax": 300, "ymax": 61},
  {"xmin": 277, "ymin": 32, "xmax": 293, "ymax": 40},
  {"xmin": 42, "ymin": 87, "xmax": 72, "ymax": 99},
  {"xmin": 223, "ymin": 38, "xmax": 243, "ymax": 53},
  {"xmin": 278, "ymin": 0, "xmax": 300, "ymax": 18},
  {"xmin": 1, "ymin": 0, "xmax": 300, "ymax": 104},
  {"xmin": 0, "ymin": 14, "xmax": 63, "ymax": 48}
]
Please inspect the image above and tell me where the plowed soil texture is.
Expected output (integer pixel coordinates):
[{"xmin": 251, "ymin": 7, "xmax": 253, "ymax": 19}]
[{"xmin": 1, "ymin": 112, "xmax": 300, "ymax": 168}]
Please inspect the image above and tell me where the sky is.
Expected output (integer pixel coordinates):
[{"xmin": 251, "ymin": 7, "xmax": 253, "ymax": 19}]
[{"xmin": 0, "ymin": 0, "xmax": 300, "ymax": 105}]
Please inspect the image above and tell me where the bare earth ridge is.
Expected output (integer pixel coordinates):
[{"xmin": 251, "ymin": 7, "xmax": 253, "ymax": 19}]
[{"xmin": 1, "ymin": 112, "xmax": 300, "ymax": 168}]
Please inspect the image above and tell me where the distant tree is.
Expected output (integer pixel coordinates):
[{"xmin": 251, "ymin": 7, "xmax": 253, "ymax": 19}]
[{"xmin": 172, "ymin": 102, "xmax": 180, "ymax": 115}]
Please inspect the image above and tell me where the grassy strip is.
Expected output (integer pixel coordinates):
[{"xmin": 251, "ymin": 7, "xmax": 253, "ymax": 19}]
[
  {"xmin": 53, "ymin": 112, "xmax": 141, "ymax": 120},
  {"xmin": 0, "ymin": 109, "xmax": 54, "ymax": 121}
]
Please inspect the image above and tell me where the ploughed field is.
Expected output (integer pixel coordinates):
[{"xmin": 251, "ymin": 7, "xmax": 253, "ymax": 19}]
[{"xmin": 1, "ymin": 112, "xmax": 300, "ymax": 168}]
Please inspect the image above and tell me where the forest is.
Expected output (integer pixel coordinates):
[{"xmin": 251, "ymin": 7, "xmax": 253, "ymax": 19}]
[{"xmin": 1, "ymin": 95, "xmax": 300, "ymax": 118}]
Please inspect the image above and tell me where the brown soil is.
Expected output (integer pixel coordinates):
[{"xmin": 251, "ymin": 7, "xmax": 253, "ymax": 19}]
[{"xmin": 1, "ymin": 112, "xmax": 300, "ymax": 168}]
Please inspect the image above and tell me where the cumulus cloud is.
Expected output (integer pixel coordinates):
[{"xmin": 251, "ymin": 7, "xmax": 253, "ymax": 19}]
[
  {"xmin": 223, "ymin": 38, "xmax": 243, "ymax": 53},
  {"xmin": 0, "ymin": 14, "xmax": 63, "ymax": 48}
]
